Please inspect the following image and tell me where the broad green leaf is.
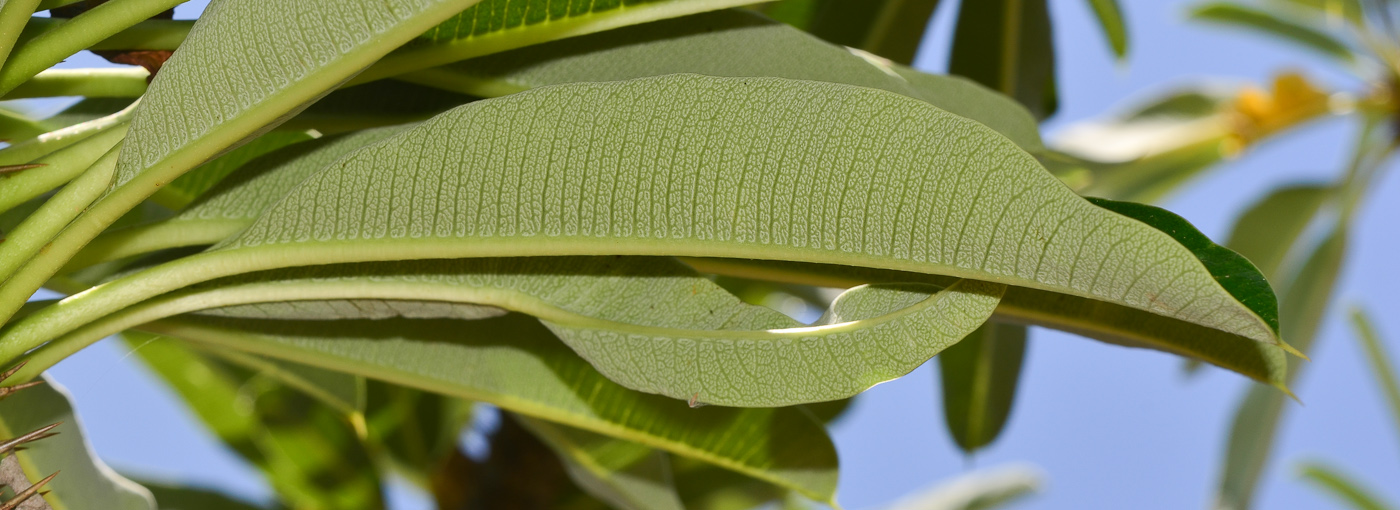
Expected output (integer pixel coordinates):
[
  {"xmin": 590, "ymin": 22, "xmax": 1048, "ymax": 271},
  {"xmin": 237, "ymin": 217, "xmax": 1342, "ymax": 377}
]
[
  {"xmin": 399, "ymin": 9, "xmax": 1043, "ymax": 151},
  {"xmin": 31, "ymin": 255, "xmax": 1001, "ymax": 407},
  {"xmin": 939, "ymin": 321, "xmax": 1026, "ymax": 453},
  {"xmin": 0, "ymin": 0, "xmax": 186, "ymax": 95},
  {"xmin": 1226, "ymin": 184, "xmax": 1333, "ymax": 281},
  {"xmin": 120, "ymin": 333, "xmax": 384, "ymax": 509},
  {"xmin": 1297, "ymin": 462, "xmax": 1397, "ymax": 510},
  {"xmin": 682, "ymin": 257, "xmax": 1288, "ymax": 391},
  {"xmin": 949, "ymin": 0, "xmax": 1057, "ymax": 120},
  {"xmin": 1190, "ymin": 3, "xmax": 1354, "ymax": 63},
  {"xmin": 519, "ymin": 417, "xmax": 686, "ymax": 510},
  {"xmin": 132, "ymin": 479, "xmax": 271, "ymax": 510},
  {"xmin": 132, "ymin": 314, "xmax": 841, "ymax": 503},
  {"xmin": 886, "ymin": 463, "xmax": 1042, "ymax": 510},
  {"xmin": 0, "ymin": 375, "xmax": 156, "ymax": 510},
  {"xmin": 353, "ymin": 0, "xmax": 764, "ymax": 84},
  {"xmin": 3, "ymin": 75, "xmax": 1284, "ymax": 371},
  {"xmin": 1216, "ymin": 222, "xmax": 1347, "ymax": 510},
  {"xmin": 0, "ymin": 68, "xmax": 149, "ymax": 100},
  {"xmin": 1350, "ymin": 308, "xmax": 1400, "ymax": 437},
  {"xmin": 1085, "ymin": 0, "xmax": 1128, "ymax": 58}
]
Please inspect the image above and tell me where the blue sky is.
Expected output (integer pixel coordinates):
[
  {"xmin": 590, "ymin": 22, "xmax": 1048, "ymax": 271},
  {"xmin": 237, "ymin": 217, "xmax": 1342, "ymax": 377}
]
[{"xmin": 30, "ymin": 1, "xmax": 1400, "ymax": 509}]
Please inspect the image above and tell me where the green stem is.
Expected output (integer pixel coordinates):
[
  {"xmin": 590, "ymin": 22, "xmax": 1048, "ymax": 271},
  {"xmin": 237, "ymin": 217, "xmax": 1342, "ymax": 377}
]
[
  {"xmin": 1, "ymin": 67, "xmax": 148, "ymax": 99},
  {"xmin": 0, "ymin": 0, "xmax": 187, "ymax": 95},
  {"xmin": 0, "ymin": 0, "xmax": 41, "ymax": 69},
  {"xmin": 0, "ymin": 142, "xmax": 121, "ymax": 285},
  {"xmin": 0, "ymin": 98, "xmax": 134, "ymax": 167},
  {"xmin": 0, "ymin": 116, "xmax": 129, "ymax": 215},
  {"xmin": 34, "ymin": 0, "xmax": 84, "ymax": 10}
]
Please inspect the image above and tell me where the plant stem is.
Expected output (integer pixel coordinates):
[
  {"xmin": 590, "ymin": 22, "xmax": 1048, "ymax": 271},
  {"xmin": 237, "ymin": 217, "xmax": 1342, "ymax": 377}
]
[
  {"xmin": 0, "ymin": 0, "xmax": 187, "ymax": 95},
  {"xmin": 0, "ymin": 67, "xmax": 147, "ymax": 99},
  {"xmin": 0, "ymin": 0, "xmax": 41, "ymax": 70}
]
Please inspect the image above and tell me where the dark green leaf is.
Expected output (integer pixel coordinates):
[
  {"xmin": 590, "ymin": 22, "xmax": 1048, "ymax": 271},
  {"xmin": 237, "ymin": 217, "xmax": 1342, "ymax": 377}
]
[
  {"xmin": 949, "ymin": 0, "xmax": 1057, "ymax": 119},
  {"xmin": 940, "ymin": 321, "xmax": 1027, "ymax": 453}
]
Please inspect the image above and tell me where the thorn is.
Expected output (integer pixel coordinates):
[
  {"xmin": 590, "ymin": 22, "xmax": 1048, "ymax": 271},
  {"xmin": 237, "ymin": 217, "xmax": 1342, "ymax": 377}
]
[
  {"xmin": 0, "ymin": 381, "xmax": 45, "ymax": 401},
  {"xmin": 0, "ymin": 164, "xmax": 44, "ymax": 175},
  {"xmin": 687, "ymin": 392, "xmax": 707, "ymax": 408},
  {"xmin": 0, "ymin": 471, "xmax": 57, "ymax": 510},
  {"xmin": 0, "ymin": 422, "xmax": 62, "ymax": 456},
  {"xmin": 0, "ymin": 361, "xmax": 27, "ymax": 383}
]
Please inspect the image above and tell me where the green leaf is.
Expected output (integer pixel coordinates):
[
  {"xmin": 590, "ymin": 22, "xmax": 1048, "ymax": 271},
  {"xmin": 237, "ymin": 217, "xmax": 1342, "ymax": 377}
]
[
  {"xmin": 1297, "ymin": 461, "xmax": 1397, "ymax": 510},
  {"xmin": 133, "ymin": 314, "xmax": 841, "ymax": 503},
  {"xmin": 353, "ymin": 0, "xmax": 765, "ymax": 84},
  {"xmin": 362, "ymin": 379, "xmax": 470, "ymax": 483},
  {"xmin": 788, "ymin": 0, "xmax": 945, "ymax": 65},
  {"xmin": 119, "ymin": 332, "xmax": 385, "ymax": 510},
  {"xmin": 939, "ymin": 321, "xmax": 1026, "ymax": 453},
  {"xmin": 132, "ymin": 479, "xmax": 273, "ymax": 510},
  {"xmin": 1085, "ymin": 0, "xmax": 1128, "ymax": 58},
  {"xmin": 399, "ymin": 9, "xmax": 1043, "ymax": 151},
  {"xmin": 1271, "ymin": 0, "xmax": 1363, "ymax": 25},
  {"xmin": 1225, "ymin": 184, "xmax": 1333, "ymax": 281},
  {"xmin": 32, "ymin": 255, "xmax": 1002, "ymax": 407},
  {"xmin": 0, "ymin": 375, "xmax": 156, "ymax": 510},
  {"xmin": 198, "ymin": 346, "xmax": 366, "ymax": 416},
  {"xmin": 1350, "ymin": 308, "xmax": 1400, "ymax": 438},
  {"xmin": 1190, "ymin": 3, "xmax": 1354, "ymax": 63},
  {"xmin": 949, "ymin": 0, "xmax": 1057, "ymax": 119},
  {"xmin": 1215, "ymin": 222, "xmax": 1348, "ymax": 510},
  {"xmin": 4, "ymin": 75, "xmax": 1283, "ymax": 372},
  {"xmin": 519, "ymin": 417, "xmax": 686, "ymax": 510}
]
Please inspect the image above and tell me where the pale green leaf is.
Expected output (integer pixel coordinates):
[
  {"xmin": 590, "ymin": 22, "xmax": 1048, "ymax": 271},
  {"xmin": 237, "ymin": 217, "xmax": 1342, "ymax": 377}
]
[
  {"xmin": 949, "ymin": 0, "xmax": 1057, "ymax": 119},
  {"xmin": 131, "ymin": 314, "xmax": 841, "ymax": 503},
  {"xmin": 1216, "ymin": 222, "xmax": 1348, "ymax": 510},
  {"xmin": 3, "ymin": 76, "xmax": 1283, "ymax": 373},
  {"xmin": 886, "ymin": 463, "xmax": 1041, "ymax": 510},
  {"xmin": 939, "ymin": 321, "xmax": 1026, "ymax": 453},
  {"xmin": 198, "ymin": 346, "xmax": 366, "ymax": 416},
  {"xmin": 30, "ymin": 255, "xmax": 1001, "ymax": 407},
  {"xmin": 400, "ymin": 9, "xmax": 1043, "ymax": 151},
  {"xmin": 1297, "ymin": 461, "xmax": 1397, "ymax": 510},
  {"xmin": 520, "ymin": 417, "xmax": 685, "ymax": 510},
  {"xmin": 354, "ymin": 0, "xmax": 765, "ymax": 84},
  {"xmin": 1226, "ymin": 184, "xmax": 1333, "ymax": 281},
  {"xmin": 1190, "ymin": 3, "xmax": 1354, "ymax": 63},
  {"xmin": 0, "ymin": 375, "xmax": 156, "ymax": 510},
  {"xmin": 1350, "ymin": 308, "xmax": 1400, "ymax": 438},
  {"xmin": 682, "ymin": 257, "xmax": 1288, "ymax": 391}
]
